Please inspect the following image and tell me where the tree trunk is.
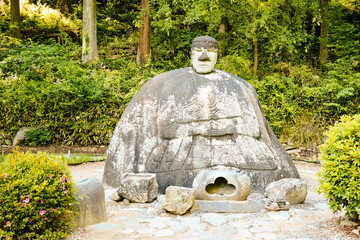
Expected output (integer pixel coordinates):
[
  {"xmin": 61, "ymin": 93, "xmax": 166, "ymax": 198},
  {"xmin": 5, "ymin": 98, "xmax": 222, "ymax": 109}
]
[
  {"xmin": 319, "ymin": 0, "xmax": 330, "ymax": 66},
  {"xmin": 10, "ymin": 0, "xmax": 21, "ymax": 38},
  {"xmin": 253, "ymin": 35, "xmax": 258, "ymax": 77},
  {"xmin": 137, "ymin": 0, "xmax": 151, "ymax": 65},
  {"xmin": 218, "ymin": 17, "xmax": 227, "ymax": 34},
  {"xmin": 82, "ymin": 0, "xmax": 98, "ymax": 64}
]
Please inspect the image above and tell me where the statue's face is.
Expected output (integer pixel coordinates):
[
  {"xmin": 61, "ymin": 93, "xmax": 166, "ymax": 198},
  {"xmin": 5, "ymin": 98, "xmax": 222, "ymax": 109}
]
[{"xmin": 191, "ymin": 47, "xmax": 218, "ymax": 74}]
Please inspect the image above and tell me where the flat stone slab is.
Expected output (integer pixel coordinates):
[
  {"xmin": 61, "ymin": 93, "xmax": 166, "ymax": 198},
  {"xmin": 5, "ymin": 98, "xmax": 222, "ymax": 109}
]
[
  {"xmin": 91, "ymin": 223, "xmax": 120, "ymax": 230},
  {"xmin": 192, "ymin": 200, "xmax": 264, "ymax": 213},
  {"xmin": 256, "ymin": 232, "xmax": 278, "ymax": 239},
  {"xmin": 202, "ymin": 213, "xmax": 229, "ymax": 226},
  {"xmin": 214, "ymin": 225, "xmax": 237, "ymax": 235},
  {"xmin": 267, "ymin": 211, "xmax": 291, "ymax": 221},
  {"xmin": 154, "ymin": 228, "xmax": 175, "ymax": 238}
]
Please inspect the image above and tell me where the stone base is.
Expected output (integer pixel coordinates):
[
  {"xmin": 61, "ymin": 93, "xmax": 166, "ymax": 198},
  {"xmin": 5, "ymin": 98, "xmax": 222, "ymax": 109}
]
[
  {"xmin": 73, "ymin": 178, "xmax": 107, "ymax": 227},
  {"xmin": 191, "ymin": 200, "xmax": 264, "ymax": 213}
]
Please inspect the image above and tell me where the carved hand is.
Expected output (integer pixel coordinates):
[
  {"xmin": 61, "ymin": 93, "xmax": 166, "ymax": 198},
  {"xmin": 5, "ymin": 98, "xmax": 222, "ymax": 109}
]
[{"xmin": 206, "ymin": 128, "xmax": 228, "ymax": 136}]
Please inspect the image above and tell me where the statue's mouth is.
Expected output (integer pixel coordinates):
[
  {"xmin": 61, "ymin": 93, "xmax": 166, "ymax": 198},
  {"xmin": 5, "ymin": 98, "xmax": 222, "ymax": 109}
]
[{"xmin": 199, "ymin": 62, "xmax": 211, "ymax": 66}]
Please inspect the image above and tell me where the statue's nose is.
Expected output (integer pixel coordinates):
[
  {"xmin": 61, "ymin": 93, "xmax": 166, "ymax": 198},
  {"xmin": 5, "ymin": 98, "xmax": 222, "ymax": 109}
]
[{"xmin": 198, "ymin": 51, "xmax": 210, "ymax": 61}]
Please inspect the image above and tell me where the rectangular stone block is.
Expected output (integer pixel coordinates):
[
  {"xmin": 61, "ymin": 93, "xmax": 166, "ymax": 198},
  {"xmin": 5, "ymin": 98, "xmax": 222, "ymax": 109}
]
[{"xmin": 117, "ymin": 173, "xmax": 158, "ymax": 203}]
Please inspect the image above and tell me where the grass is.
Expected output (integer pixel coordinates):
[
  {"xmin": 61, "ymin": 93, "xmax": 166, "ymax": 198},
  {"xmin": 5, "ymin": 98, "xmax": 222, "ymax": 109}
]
[
  {"xmin": 52, "ymin": 154, "xmax": 106, "ymax": 165},
  {"xmin": 0, "ymin": 153, "xmax": 106, "ymax": 165}
]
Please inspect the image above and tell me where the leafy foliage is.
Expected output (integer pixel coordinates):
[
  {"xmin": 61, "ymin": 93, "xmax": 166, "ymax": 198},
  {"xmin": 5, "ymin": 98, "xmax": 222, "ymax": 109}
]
[
  {"xmin": 0, "ymin": 0, "xmax": 80, "ymax": 42},
  {"xmin": 0, "ymin": 43, "xmax": 160, "ymax": 145},
  {"xmin": 24, "ymin": 128, "xmax": 53, "ymax": 146},
  {"xmin": 0, "ymin": 151, "xmax": 76, "ymax": 239},
  {"xmin": 317, "ymin": 114, "xmax": 360, "ymax": 220},
  {"xmin": 0, "ymin": 0, "xmax": 359, "ymax": 147},
  {"xmin": 245, "ymin": 63, "xmax": 359, "ymax": 146}
]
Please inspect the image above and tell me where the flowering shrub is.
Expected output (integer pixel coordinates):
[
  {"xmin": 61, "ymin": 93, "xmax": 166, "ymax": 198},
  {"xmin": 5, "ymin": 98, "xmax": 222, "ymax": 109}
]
[{"xmin": 0, "ymin": 151, "xmax": 76, "ymax": 239}]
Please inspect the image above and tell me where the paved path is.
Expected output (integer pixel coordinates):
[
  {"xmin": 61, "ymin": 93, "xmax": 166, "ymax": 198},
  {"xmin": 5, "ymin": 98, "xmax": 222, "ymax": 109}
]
[{"xmin": 69, "ymin": 162, "xmax": 354, "ymax": 240}]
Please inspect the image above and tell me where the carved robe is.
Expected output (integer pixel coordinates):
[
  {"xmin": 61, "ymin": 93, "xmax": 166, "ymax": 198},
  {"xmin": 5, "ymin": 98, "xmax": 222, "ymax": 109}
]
[{"xmin": 103, "ymin": 68, "xmax": 299, "ymax": 192}]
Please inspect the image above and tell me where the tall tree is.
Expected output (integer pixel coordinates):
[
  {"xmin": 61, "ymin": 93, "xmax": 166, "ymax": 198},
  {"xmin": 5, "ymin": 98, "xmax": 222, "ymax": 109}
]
[
  {"xmin": 82, "ymin": 0, "xmax": 98, "ymax": 64},
  {"xmin": 137, "ymin": 0, "xmax": 151, "ymax": 65},
  {"xmin": 10, "ymin": 0, "xmax": 22, "ymax": 38},
  {"xmin": 319, "ymin": 0, "xmax": 330, "ymax": 66}
]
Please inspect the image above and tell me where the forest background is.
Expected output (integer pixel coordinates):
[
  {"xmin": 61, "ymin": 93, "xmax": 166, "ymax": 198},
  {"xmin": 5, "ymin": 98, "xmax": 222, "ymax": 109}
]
[{"xmin": 0, "ymin": 0, "xmax": 359, "ymax": 148}]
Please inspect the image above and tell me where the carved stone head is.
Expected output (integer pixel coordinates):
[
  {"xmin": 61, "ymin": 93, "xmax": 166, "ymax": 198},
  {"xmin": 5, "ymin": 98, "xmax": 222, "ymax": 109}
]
[{"xmin": 191, "ymin": 36, "xmax": 218, "ymax": 74}]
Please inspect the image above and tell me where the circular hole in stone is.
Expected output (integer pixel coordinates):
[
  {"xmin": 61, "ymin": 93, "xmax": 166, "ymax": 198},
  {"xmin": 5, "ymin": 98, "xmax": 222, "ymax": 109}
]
[
  {"xmin": 214, "ymin": 177, "xmax": 227, "ymax": 187},
  {"xmin": 205, "ymin": 177, "xmax": 236, "ymax": 195}
]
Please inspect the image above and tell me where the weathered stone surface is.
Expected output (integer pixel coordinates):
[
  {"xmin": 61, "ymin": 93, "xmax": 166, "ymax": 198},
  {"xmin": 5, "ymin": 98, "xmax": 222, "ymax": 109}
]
[
  {"xmin": 103, "ymin": 37, "xmax": 300, "ymax": 193},
  {"xmin": 193, "ymin": 169, "xmax": 250, "ymax": 201},
  {"xmin": 340, "ymin": 218, "xmax": 359, "ymax": 227},
  {"xmin": 192, "ymin": 200, "xmax": 264, "ymax": 213},
  {"xmin": 265, "ymin": 198, "xmax": 290, "ymax": 211},
  {"xmin": 73, "ymin": 177, "xmax": 107, "ymax": 227},
  {"xmin": 117, "ymin": 173, "xmax": 158, "ymax": 203},
  {"xmin": 110, "ymin": 191, "xmax": 123, "ymax": 202},
  {"xmin": 248, "ymin": 193, "xmax": 266, "ymax": 203},
  {"xmin": 12, "ymin": 127, "xmax": 36, "ymax": 146},
  {"xmin": 163, "ymin": 186, "xmax": 195, "ymax": 215},
  {"xmin": 265, "ymin": 178, "xmax": 307, "ymax": 205}
]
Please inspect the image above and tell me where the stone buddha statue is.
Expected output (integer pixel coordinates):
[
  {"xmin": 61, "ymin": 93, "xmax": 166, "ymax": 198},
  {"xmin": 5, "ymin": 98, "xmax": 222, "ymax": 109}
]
[{"xmin": 103, "ymin": 36, "xmax": 299, "ymax": 193}]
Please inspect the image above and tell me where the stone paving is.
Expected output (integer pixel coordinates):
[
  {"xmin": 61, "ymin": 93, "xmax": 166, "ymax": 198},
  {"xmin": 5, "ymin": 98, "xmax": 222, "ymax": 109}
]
[
  {"xmin": 74, "ymin": 199, "xmax": 336, "ymax": 240},
  {"xmin": 69, "ymin": 162, "xmax": 354, "ymax": 240}
]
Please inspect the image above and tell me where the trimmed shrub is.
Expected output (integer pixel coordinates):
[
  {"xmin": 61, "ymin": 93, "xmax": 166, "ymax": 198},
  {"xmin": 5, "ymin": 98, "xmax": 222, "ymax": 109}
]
[
  {"xmin": 0, "ymin": 151, "xmax": 76, "ymax": 239},
  {"xmin": 317, "ymin": 114, "xmax": 360, "ymax": 220},
  {"xmin": 24, "ymin": 127, "xmax": 53, "ymax": 146}
]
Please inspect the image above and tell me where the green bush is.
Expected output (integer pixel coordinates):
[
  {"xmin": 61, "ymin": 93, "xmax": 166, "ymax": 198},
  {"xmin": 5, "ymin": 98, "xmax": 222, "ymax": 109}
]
[
  {"xmin": 0, "ymin": 43, "xmax": 160, "ymax": 145},
  {"xmin": 24, "ymin": 128, "xmax": 53, "ymax": 146},
  {"xmin": 0, "ymin": 151, "xmax": 76, "ymax": 239},
  {"xmin": 317, "ymin": 114, "xmax": 360, "ymax": 220}
]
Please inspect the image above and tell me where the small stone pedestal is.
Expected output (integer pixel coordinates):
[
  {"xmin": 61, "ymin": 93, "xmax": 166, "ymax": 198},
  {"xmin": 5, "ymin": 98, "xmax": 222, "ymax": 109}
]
[
  {"xmin": 192, "ymin": 169, "xmax": 251, "ymax": 201},
  {"xmin": 73, "ymin": 178, "xmax": 107, "ymax": 227}
]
